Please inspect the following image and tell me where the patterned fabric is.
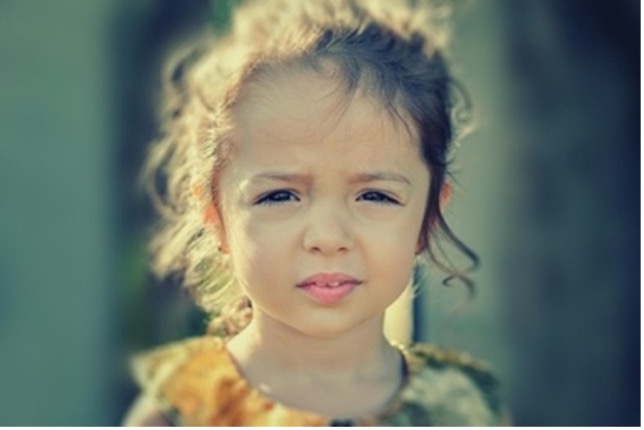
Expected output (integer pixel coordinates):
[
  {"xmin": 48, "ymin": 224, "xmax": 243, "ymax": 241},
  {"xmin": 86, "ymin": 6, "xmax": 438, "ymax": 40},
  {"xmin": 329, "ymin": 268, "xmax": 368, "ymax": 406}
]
[{"xmin": 132, "ymin": 336, "xmax": 504, "ymax": 426}]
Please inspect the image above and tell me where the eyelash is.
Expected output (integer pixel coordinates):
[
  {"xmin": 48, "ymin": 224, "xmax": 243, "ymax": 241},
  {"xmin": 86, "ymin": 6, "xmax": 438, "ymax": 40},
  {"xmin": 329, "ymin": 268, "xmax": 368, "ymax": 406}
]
[
  {"xmin": 255, "ymin": 190, "xmax": 299, "ymax": 205},
  {"xmin": 255, "ymin": 190, "xmax": 400, "ymax": 206},
  {"xmin": 358, "ymin": 191, "xmax": 401, "ymax": 205}
]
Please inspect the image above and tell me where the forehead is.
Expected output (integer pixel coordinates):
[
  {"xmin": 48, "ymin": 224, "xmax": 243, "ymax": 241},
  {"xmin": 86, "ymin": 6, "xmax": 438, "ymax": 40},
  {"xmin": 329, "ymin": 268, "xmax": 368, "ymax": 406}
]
[{"xmin": 229, "ymin": 65, "xmax": 423, "ymax": 170}]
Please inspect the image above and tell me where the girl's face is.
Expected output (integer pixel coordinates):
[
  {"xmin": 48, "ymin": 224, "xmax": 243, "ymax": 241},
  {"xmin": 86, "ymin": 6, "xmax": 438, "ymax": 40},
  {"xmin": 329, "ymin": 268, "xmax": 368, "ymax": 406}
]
[{"xmin": 215, "ymin": 67, "xmax": 431, "ymax": 338}]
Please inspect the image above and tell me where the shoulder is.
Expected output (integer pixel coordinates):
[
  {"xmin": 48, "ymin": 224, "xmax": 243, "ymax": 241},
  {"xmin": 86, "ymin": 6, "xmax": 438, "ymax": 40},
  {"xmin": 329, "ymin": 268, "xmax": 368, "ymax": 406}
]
[
  {"xmin": 390, "ymin": 342, "xmax": 507, "ymax": 426},
  {"xmin": 122, "ymin": 394, "xmax": 174, "ymax": 426},
  {"xmin": 128, "ymin": 335, "xmax": 327, "ymax": 426},
  {"xmin": 127, "ymin": 336, "xmax": 227, "ymax": 426},
  {"xmin": 406, "ymin": 343, "xmax": 502, "ymax": 404},
  {"xmin": 131, "ymin": 336, "xmax": 225, "ymax": 389}
]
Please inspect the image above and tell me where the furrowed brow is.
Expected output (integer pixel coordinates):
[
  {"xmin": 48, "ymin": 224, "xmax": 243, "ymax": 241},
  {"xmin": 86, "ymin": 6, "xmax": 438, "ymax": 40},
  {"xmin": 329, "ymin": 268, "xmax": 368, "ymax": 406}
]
[
  {"xmin": 352, "ymin": 171, "xmax": 412, "ymax": 186},
  {"xmin": 248, "ymin": 172, "xmax": 312, "ymax": 185}
]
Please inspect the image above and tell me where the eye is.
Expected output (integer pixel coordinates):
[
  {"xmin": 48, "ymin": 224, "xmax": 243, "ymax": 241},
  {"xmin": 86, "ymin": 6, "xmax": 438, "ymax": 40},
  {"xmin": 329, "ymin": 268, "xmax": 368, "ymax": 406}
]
[
  {"xmin": 358, "ymin": 190, "xmax": 400, "ymax": 205},
  {"xmin": 255, "ymin": 190, "xmax": 299, "ymax": 205}
]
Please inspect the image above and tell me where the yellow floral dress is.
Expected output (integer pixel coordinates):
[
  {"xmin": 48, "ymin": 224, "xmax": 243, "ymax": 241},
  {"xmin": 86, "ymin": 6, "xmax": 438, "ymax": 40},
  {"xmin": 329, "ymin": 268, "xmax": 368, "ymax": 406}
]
[{"xmin": 132, "ymin": 336, "xmax": 504, "ymax": 426}]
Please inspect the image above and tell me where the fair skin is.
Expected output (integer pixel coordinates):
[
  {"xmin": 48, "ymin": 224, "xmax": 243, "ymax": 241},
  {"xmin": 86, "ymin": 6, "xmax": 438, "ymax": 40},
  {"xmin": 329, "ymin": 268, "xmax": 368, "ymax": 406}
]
[
  {"xmin": 214, "ymin": 65, "xmax": 433, "ymax": 419},
  {"xmin": 124, "ymin": 66, "xmax": 445, "ymax": 425}
]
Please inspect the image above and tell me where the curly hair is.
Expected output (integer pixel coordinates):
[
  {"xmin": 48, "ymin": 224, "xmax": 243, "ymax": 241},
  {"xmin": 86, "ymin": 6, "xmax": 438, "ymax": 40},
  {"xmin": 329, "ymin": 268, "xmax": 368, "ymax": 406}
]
[{"xmin": 143, "ymin": 0, "xmax": 477, "ymax": 327}]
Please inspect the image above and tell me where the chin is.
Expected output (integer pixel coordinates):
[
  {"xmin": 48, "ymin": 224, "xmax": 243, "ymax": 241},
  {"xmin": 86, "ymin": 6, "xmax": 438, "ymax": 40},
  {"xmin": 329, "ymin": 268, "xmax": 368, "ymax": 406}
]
[{"xmin": 288, "ymin": 313, "xmax": 379, "ymax": 340}]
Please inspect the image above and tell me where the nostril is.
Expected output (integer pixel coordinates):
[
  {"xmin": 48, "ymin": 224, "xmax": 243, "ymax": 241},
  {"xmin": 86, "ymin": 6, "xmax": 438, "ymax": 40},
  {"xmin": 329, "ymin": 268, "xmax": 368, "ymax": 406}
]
[
  {"xmin": 301, "ymin": 207, "xmax": 354, "ymax": 254},
  {"xmin": 302, "ymin": 227, "xmax": 352, "ymax": 255}
]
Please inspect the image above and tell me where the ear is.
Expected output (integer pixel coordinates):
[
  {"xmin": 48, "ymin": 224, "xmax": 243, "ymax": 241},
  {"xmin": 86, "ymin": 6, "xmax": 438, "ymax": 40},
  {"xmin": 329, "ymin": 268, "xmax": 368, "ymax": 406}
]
[
  {"xmin": 415, "ymin": 183, "xmax": 452, "ymax": 255},
  {"xmin": 194, "ymin": 183, "xmax": 229, "ymax": 252},
  {"xmin": 204, "ymin": 203, "xmax": 229, "ymax": 253},
  {"xmin": 439, "ymin": 182, "xmax": 452, "ymax": 208}
]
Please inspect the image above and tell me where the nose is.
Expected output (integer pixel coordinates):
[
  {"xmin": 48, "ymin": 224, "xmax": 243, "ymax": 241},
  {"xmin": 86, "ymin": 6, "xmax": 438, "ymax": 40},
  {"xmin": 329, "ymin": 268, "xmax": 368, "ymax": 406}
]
[{"xmin": 302, "ymin": 204, "xmax": 354, "ymax": 256}]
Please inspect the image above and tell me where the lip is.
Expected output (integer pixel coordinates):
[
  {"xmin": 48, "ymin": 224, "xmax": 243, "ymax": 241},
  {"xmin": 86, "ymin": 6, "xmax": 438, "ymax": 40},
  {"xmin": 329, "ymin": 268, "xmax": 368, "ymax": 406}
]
[{"xmin": 297, "ymin": 272, "xmax": 362, "ymax": 305}]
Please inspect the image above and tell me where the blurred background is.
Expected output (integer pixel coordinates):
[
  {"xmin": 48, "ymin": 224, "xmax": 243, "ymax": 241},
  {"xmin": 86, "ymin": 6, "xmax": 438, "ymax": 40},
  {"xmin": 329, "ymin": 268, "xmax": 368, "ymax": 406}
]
[{"xmin": 0, "ymin": 0, "xmax": 639, "ymax": 425}]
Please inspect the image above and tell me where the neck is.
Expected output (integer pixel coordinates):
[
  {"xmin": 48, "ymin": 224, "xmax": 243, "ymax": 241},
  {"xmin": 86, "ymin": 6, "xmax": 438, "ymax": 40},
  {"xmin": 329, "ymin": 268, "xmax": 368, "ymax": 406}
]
[
  {"xmin": 227, "ymin": 310, "xmax": 396, "ymax": 382},
  {"xmin": 225, "ymin": 309, "xmax": 404, "ymax": 418}
]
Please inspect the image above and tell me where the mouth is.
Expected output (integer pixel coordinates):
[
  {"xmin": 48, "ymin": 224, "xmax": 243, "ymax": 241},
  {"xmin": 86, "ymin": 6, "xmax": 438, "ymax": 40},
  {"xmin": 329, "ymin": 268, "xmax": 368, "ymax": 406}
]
[{"xmin": 297, "ymin": 273, "xmax": 362, "ymax": 305}]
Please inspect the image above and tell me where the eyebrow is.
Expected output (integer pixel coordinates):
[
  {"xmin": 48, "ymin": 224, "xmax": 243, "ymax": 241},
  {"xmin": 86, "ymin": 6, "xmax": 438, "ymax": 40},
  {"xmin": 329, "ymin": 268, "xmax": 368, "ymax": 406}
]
[
  {"xmin": 248, "ymin": 172, "xmax": 312, "ymax": 185},
  {"xmin": 350, "ymin": 171, "xmax": 412, "ymax": 186},
  {"xmin": 248, "ymin": 170, "xmax": 412, "ymax": 186}
]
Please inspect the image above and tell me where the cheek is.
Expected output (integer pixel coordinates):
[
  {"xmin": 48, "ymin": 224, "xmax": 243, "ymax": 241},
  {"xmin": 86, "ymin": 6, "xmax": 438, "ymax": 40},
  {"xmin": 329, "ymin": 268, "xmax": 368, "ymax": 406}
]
[
  {"xmin": 226, "ymin": 217, "xmax": 293, "ymax": 285},
  {"xmin": 378, "ymin": 237, "xmax": 417, "ymax": 280},
  {"xmin": 360, "ymin": 224, "xmax": 418, "ymax": 274},
  {"xmin": 363, "ymin": 205, "xmax": 426, "ymax": 250}
]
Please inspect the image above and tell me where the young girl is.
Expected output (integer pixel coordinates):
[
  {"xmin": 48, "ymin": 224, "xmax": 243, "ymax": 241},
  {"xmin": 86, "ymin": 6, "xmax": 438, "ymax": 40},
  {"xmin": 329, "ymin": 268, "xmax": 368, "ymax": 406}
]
[{"xmin": 124, "ymin": 0, "xmax": 505, "ymax": 426}]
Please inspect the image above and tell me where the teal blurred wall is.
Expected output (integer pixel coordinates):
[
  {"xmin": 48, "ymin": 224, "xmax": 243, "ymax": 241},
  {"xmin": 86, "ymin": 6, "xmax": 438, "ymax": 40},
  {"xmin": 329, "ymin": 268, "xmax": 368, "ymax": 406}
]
[
  {"xmin": 419, "ymin": 0, "xmax": 512, "ymax": 389},
  {"xmin": 0, "ymin": 0, "xmax": 115, "ymax": 425},
  {"xmin": 420, "ymin": 0, "xmax": 639, "ymax": 426}
]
